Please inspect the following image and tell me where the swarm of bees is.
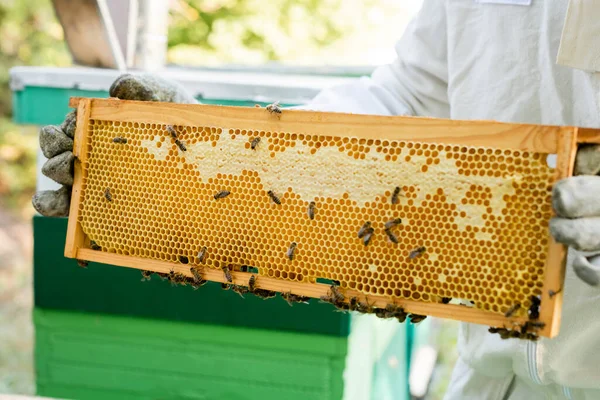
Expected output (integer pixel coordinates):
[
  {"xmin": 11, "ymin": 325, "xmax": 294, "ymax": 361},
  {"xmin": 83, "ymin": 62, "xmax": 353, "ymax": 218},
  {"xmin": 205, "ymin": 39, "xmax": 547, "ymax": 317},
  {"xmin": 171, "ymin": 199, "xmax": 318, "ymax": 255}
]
[{"xmin": 489, "ymin": 295, "xmax": 544, "ymax": 341}]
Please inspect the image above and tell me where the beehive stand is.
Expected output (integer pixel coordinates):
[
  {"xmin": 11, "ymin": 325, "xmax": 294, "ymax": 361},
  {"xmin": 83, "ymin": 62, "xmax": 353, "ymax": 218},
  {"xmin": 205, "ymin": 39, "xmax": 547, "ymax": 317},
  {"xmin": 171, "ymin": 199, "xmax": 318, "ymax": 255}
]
[{"xmin": 65, "ymin": 97, "xmax": 585, "ymax": 338}]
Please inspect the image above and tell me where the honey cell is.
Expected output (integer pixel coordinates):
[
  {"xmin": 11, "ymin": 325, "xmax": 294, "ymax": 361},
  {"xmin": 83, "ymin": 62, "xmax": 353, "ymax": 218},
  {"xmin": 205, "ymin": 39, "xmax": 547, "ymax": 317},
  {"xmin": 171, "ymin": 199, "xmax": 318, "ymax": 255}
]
[{"xmin": 78, "ymin": 119, "xmax": 555, "ymax": 317}]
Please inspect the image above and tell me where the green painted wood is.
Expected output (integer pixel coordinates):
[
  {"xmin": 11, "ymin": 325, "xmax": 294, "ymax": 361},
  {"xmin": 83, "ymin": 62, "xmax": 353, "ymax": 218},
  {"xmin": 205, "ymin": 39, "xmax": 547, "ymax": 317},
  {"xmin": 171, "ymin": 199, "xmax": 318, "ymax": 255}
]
[
  {"xmin": 33, "ymin": 215, "xmax": 350, "ymax": 336},
  {"xmin": 12, "ymin": 88, "xmax": 108, "ymax": 125},
  {"xmin": 35, "ymin": 309, "xmax": 347, "ymax": 400}
]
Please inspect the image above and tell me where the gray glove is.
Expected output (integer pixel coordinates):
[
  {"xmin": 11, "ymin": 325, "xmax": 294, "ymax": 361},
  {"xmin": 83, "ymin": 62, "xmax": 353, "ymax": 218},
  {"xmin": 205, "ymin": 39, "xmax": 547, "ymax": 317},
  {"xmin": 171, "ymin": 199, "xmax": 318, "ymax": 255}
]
[
  {"xmin": 550, "ymin": 144, "xmax": 600, "ymax": 286},
  {"xmin": 31, "ymin": 74, "xmax": 198, "ymax": 217}
]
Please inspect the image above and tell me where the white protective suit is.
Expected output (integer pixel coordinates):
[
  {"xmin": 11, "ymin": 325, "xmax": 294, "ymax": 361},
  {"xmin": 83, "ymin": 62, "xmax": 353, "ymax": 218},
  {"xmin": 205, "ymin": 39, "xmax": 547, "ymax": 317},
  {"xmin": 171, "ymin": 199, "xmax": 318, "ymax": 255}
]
[{"xmin": 300, "ymin": 1, "xmax": 600, "ymax": 399}]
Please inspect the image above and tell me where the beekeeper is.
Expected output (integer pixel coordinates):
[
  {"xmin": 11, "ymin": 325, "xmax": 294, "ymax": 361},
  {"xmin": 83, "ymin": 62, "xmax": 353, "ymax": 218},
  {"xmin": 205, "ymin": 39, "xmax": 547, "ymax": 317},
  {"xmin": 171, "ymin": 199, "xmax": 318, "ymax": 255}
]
[{"xmin": 33, "ymin": 1, "xmax": 600, "ymax": 399}]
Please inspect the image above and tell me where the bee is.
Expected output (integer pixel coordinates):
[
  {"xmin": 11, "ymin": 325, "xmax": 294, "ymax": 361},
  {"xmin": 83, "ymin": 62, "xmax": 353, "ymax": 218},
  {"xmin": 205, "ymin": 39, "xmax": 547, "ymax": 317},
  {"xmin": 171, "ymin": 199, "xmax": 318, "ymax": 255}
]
[
  {"xmin": 197, "ymin": 246, "xmax": 207, "ymax": 263},
  {"xmin": 175, "ymin": 139, "xmax": 187, "ymax": 152},
  {"xmin": 254, "ymin": 289, "xmax": 277, "ymax": 299},
  {"xmin": 358, "ymin": 222, "xmax": 372, "ymax": 238},
  {"xmin": 167, "ymin": 125, "xmax": 178, "ymax": 139},
  {"xmin": 330, "ymin": 285, "xmax": 345, "ymax": 303},
  {"xmin": 222, "ymin": 266, "xmax": 233, "ymax": 283},
  {"xmin": 355, "ymin": 298, "xmax": 376, "ymax": 314},
  {"xmin": 189, "ymin": 267, "xmax": 207, "ymax": 287},
  {"xmin": 409, "ymin": 246, "xmax": 426, "ymax": 259},
  {"xmin": 221, "ymin": 283, "xmax": 231, "ymax": 290},
  {"xmin": 248, "ymin": 275, "xmax": 257, "ymax": 292},
  {"xmin": 267, "ymin": 190, "xmax": 281, "ymax": 205},
  {"xmin": 334, "ymin": 302, "xmax": 351, "ymax": 313},
  {"xmin": 141, "ymin": 270, "xmax": 154, "ymax": 281},
  {"xmin": 391, "ymin": 186, "xmax": 401, "ymax": 204},
  {"xmin": 266, "ymin": 101, "xmax": 282, "ymax": 115},
  {"xmin": 320, "ymin": 285, "xmax": 344, "ymax": 305},
  {"xmin": 156, "ymin": 272, "xmax": 169, "ymax": 281},
  {"xmin": 409, "ymin": 314, "xmax": 427, "ymax": 324},
  {"xmin": 441, "ymin": 297, "xmax": 452, "ymax": 304},
  {"xmin": 76, "ymin": 259, "xmax": 88, "ymax": 268},
  {"xmin": 90, "ymin": 241, "xmax": 101, "ymax": 251},
  {"xmin": 384, "ymin": 218, "xmax": 402, "ymax": 230},
  {"xmin": 548, "ymin": 288, "xmax": 561, "ymax": 298},
  {"xmin": 287, "ymin": 242, "xmax": 297, "ymax": 260},
  {"xmin": 363, "ymin": 228, "xmax": 374, "ymax": 246},
  {"xmin": 112, "ymin": 137, "xmax": 127, "ymax": 144},
  {"xmin": 528, "ymin": 295, "xmax": 541, "ymax": 320},
  {"xmin": 384, "ymin": 228, "xmax": 398, "ymax": 244},
  {"xmin": 104, "ymin": 187, "xmax": 112, "ymax": 202},
  {"xmin": 504, "ymin": 303, "xmax": 521, "ymax": 318},
  {"xmin": 527, "ymin": 321, "xmax": 546, "ymax": 329},
  {"xmin": 307, "ymin": 201, "xmax": 316, "ymax": 220},
  {"xmin": 396, "ymin": 309, "xmax": 408, "ymax": 323},
  {"xmin": 251, "ymin": 137, "xmax": 261, "ymax": 150},
  {"xmin": 281, "ymin": 291, "xmax": 310, "ymax": 306},
  {"xmin": 169, "ymin": 269, "xmax": 187, "ymax": 286},
  {"xmin": 214, "ymin": 190, "xmax": 231, "ymax": 200},
  {"xmin": 179, "ymin": 256, "xmax": 189, "ymax": 264},
  {"xmin": 232, "ymin": 285, "xmax": 249, "ymax": 298},
  {"xmin": 375, "ymin": 304, "xmax": 398, "ymax": 319}
]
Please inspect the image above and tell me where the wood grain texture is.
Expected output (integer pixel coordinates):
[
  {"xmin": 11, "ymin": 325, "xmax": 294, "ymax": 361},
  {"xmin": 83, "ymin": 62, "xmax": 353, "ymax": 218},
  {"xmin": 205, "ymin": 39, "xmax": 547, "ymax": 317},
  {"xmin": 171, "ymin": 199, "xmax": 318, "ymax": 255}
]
[
  {"xmin": 64, "ymin": 99, "xmax": 91, "ymax": 259},
  {"xmin": 576, "ymin": 127, "xmax": 600, "ymax": 144},
  {"xmin": 68, "ymin": 97, "xmax": 569, "ymax": 153}
]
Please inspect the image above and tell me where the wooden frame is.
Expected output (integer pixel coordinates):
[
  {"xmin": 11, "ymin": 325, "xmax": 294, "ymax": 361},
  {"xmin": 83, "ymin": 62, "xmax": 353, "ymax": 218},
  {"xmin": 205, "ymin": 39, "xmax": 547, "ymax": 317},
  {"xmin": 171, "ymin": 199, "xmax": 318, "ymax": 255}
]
[{"xmin": 65, "ymin": 97, "xmax": 592, "ymax": 338}]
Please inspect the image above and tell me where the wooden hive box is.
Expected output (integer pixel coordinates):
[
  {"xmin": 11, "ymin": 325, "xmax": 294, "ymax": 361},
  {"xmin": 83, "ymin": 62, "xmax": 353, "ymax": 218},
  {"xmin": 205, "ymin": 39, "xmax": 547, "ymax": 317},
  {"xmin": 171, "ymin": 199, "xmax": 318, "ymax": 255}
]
[{"xmin": 65, "ymin": 97, "xmax": 597, "ymax": 339}]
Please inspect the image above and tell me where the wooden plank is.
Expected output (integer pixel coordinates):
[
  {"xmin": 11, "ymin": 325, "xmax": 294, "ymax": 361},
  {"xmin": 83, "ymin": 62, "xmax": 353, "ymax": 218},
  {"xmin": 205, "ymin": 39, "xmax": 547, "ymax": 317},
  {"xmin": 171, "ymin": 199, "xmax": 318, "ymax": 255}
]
[
  {"xmin": 576, "ymin": 127, "xmax": 600, "ymax": 144},
  {"xmin": 538, "ymin": 128, "xmax": 578, "ymax": 337},
  {"xmin": 64, "ymin": 98, "xmax": 91, "ymax": 258},
  {"xmin": 78, "ymin": 248, "xmax": 529, "ymax": 328},
  {"xmin": 68, "ymin": 97, "xmax": 566, "ymax": 153}
]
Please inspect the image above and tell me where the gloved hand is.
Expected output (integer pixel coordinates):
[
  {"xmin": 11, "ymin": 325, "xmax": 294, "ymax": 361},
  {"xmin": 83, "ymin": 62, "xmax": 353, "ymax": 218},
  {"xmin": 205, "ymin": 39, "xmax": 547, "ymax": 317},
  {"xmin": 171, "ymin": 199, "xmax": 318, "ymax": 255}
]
[
  {"xmin": 550, "ymin": 144, "xmax": 600, "ymax": 286},
  {"xmin": 31, "ymin": 74, "xmax": 198, "ymax": 217}
]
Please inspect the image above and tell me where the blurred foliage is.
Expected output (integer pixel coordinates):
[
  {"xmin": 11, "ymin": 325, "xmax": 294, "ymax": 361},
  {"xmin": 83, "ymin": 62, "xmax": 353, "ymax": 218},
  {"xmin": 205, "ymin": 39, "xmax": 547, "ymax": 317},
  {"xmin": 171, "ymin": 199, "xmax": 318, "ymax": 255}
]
[
  {"xmin": 167, "ymin": 0, "xmax": 418, "ymax": 66},
  {"xmin": 0, "ymin": 0, "xmax": 70, "ymax": 216},
  {"xmin": 0, "ymin": 0, "xmax": 70, "ymax": 117}
]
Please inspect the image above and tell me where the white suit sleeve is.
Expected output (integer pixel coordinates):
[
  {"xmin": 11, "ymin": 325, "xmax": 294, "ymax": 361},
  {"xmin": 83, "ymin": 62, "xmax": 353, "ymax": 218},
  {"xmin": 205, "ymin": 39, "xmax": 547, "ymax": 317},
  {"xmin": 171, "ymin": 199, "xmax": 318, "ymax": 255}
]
[{"xmin": 296, "ymin": 0, "xmax": 449, "ymax": 118}]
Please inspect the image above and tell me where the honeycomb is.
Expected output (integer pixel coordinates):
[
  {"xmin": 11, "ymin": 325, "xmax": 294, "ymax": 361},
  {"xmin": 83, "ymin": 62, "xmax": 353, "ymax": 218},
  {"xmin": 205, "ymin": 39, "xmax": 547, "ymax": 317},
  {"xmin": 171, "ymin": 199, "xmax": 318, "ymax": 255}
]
[{"xmin": 75, "ymin": 115, "xmax": 556, "ymax": 318}]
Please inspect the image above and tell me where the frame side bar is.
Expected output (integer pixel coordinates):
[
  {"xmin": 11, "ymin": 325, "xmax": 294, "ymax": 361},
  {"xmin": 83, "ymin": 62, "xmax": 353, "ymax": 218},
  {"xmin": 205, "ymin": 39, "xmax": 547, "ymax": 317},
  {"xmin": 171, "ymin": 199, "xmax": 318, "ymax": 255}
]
[{"xmin": 64, "ymin": 98, "xmax": 92, "ymax": 258}]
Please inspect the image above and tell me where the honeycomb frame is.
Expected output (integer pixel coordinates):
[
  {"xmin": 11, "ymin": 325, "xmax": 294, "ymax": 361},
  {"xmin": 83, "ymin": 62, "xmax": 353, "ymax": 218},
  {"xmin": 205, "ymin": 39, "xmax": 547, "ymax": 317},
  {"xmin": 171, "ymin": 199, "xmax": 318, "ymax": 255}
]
[{"xmin": 65, "ymin": 97, "xmax": 582, "ymax": 338}]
